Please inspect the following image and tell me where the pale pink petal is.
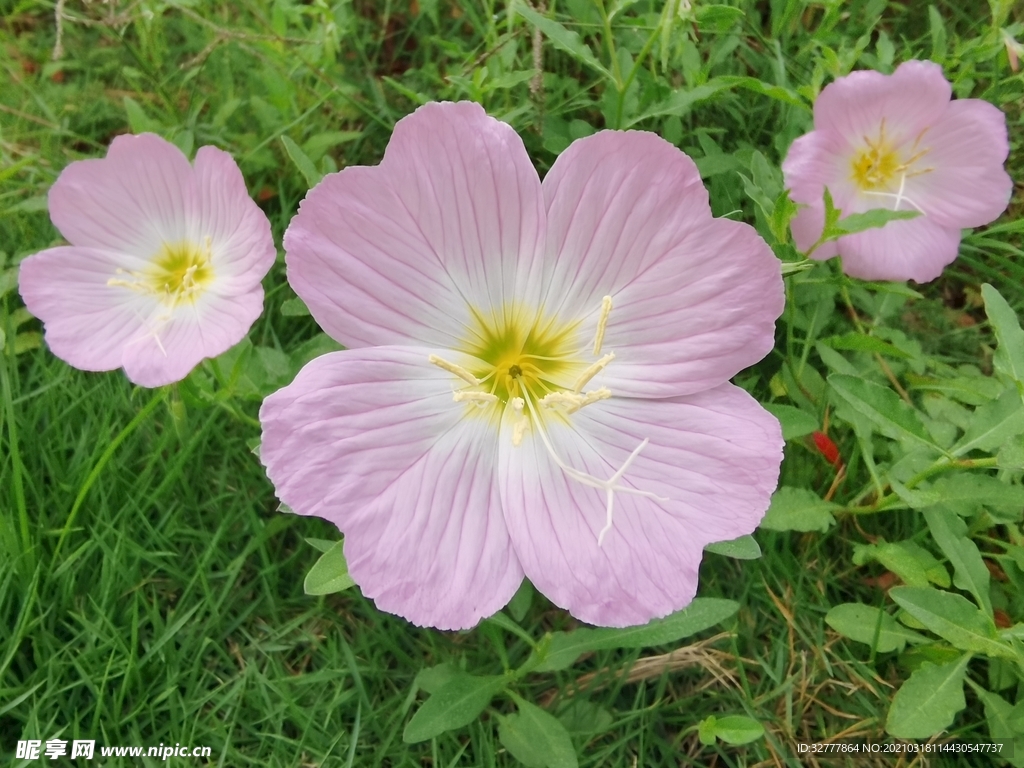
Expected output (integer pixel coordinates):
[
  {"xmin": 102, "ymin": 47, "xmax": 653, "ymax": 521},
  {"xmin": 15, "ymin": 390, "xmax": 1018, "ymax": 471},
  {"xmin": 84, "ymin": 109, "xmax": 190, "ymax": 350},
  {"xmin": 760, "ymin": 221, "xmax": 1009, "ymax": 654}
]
[
  {"xmin": 259, "ymin": 346, "xmax": 523, "ymax": 630},
  {"xmin": 499, "ymin": 385, "xmax": 782, "ymax": 626},
  {"xmin": 781, "ymin": 132, "xmax": 847, "ymax": 204},
  {"xmin": 120, "ymin": 288, "xmax": 265, "ymax": 387},
  {"xmin": 48, "ymin": 133, "xmax": 196, "ymax": 255},
  {"xmin": 193, "ymin": 146, "xmax": 277, "ymax": 285},
  {"xmin": 284, "ymin": 101, "xmax": 545, "ymax": 350},
  {"xmin": 18, "ymin": 246, "xmax": 155, "ymax": 373},
  {"xmin": 541, "ymin": 131, "xmax": 783, "ymax": 398},
  {"xmin": 814, "ymin": 60, "xmax": 951, "ymax": 147},
  {"xmin": 836, "ymin": 215, "xmax": 962, "ymax": 283},
  {"xmin": 903, "ymin": 99, "xmax": 1012, "ymax": 228}
]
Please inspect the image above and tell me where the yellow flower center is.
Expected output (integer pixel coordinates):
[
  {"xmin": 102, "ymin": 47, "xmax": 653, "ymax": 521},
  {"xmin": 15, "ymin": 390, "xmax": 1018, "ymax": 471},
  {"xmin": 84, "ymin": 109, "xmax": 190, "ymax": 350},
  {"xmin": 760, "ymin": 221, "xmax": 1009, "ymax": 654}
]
[
  {"xmin": 850, "ymin": 142, "xmax": 901, "ymax": 190},
  {"xmin": 848, "ymin": 119, "xmax": 933, "ymax": 211},
  {"xmin": 108, "ymin": 238, "xmax": 215, "ymax": 307}
]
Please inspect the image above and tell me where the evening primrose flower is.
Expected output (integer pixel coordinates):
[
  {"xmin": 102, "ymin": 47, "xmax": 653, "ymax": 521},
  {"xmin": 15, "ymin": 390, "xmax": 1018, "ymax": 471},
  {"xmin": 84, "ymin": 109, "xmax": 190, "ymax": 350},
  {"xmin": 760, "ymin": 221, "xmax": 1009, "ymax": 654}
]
[
  {"xmin": 19, "ymin": 133, "xmax": 275, "ymax": 387},
  {"xmin": 260, "ymin": 102, "xmax": 784, "ymax": 629},
  {"xmin": 783, "ymin": 60, "xmax": 1012, "ymax": 283}
]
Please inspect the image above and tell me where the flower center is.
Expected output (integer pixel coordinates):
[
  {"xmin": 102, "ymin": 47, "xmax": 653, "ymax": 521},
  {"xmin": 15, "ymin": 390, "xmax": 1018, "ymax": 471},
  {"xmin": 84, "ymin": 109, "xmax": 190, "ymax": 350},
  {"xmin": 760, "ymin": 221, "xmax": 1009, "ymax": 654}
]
[
  {"xmin": 429, "ymin": 296, "xmax": 666, "ymax": 546},
  {"xmin": 848, "ymin": 120, "xmax": 933, "ymax": 213},
  {"xmin": 850, "ymin": 143, "xmax": 900, "ymax": 190},
  {"xmin": 108, "ymin": 238, "xmax": 215, "ymax": 307}
]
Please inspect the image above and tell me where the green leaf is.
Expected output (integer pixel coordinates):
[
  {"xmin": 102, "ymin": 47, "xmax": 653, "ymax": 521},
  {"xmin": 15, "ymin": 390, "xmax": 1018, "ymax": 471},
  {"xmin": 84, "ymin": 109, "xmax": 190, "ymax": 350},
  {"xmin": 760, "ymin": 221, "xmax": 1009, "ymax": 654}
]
[
  {"xmin": 826, "ymin": 603, "xmax": 927, "ymax": 653},
  {"xmin": 923, "ymin": 507, "xmax": 992, "ymax": 615},
  {"xmin": 853, "ymin": 540, "xmax": 948, "ymax": 588},
  {"xmin": 303, "ymin": 540, "xmax": 356, "ymax": 595},
  {"xmin": 983, "ymin": 284, "xmax": 1024, "ymax": 399},
  {"xmin": 769, "ymin": 189, "xmax": 798, "ymax": 244},
  {"xmin": 715, "ymin": 76, "xmax": 807, "ymax": 108},
  {"xmin": 954, "ymin": 390, "xmax": 1024, "ymax": 456},
  {"xmin": 831, "ymin": 208, "xmax": 920, "ymax": 237},
  {"xmin": 13, "ymin": 332, "xmax": 41, "ymax": 355},
  {"xmin": 828, "ymin": 374, "xmax": 934, "ymax": 447},
  {"xmin": 929, "ymin": 475, "xmax": 1024, "ymax": 521},
  {"xmin": 281, "ymin": 296, "xmax": 311, "ymax": 317},
  {"xmin": 704, "ymin": 535, "xmax": 761, "ymax": 560},
  {"xmin": 697, "ymin": 715, "xmax": 717, "ymax": 746},
  {"xmin": 0, "ymin": 266, "xmax": 18, "ymax": 300},
  {"xmin": 413, "ymin": 663, "xmax": 459, "ymax": 695},
  {"xmin": 506, "ymin": 579, "xmax": 534, "ymax": 622},
  {"xmin": 889, "ymin": 586, "xmax": 1010, "ymax": 658},
  {"xmin": 403, "ymin": 673, "xmax": 506, "ymax": 743},
  {"xmin": 123, "ymin": 96, "xmax": 161, "ymax": 134},
  {"xmin": 533, "ymin": 598, "xmax": 738, "ymax": 672},
  {"xmin": 885, "ymin": 655, "xmax": 970, "ymax": 738},
  {"xmin": 498, "ymin": 694, "xmax": 578, "ymax": 768},
  {"xmin": 759, "ymin": 487, "xmax": 837, "ymax": 533},
  {"xmin": 281, "ymin": 135, "xmax": 324, "ymax": 188},
  {"xmin": 820, "ymin": 332, "xmax": 911, "ymax": 359},
  {"xmin": 704, "ymin": 714, "xmax": 765, "ymax": 745},
  {"xmin": 304, "ymin": 537, "xmax": 336, "ymax": 554},
  {"xmin": 975, "ymin": 688, "xmax": 1024, "ymax": 768},
  {"xmin": 513, "ymin": 2, "xmax": 610, "ymax": 80},
  {"xmin": 762, "ymin": 403, "xmax": 817, "ymax": 441}
]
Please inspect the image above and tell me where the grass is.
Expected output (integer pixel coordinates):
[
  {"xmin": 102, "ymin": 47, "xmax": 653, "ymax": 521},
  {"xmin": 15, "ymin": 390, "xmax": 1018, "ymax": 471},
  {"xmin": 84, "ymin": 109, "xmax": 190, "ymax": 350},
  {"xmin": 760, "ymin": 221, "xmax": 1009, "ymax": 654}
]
[{"xmin": 2, "ymin": 0, "xmax": 1023, "ymax": 765}]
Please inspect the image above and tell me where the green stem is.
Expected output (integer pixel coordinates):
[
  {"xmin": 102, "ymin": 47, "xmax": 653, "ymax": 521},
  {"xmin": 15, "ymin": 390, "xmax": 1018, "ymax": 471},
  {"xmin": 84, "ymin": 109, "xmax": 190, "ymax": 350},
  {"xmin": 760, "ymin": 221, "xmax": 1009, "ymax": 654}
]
[
  {"xmin": 51, "ymin": 388, "xmax": 166, "ymax": 567},
  {"xmin": 845, "ymin": 456, "xmax": 1000, "ymax": 515},
  {"xmin": 0, "ymin": 342, "xmax": 31, "ymax": 571}
]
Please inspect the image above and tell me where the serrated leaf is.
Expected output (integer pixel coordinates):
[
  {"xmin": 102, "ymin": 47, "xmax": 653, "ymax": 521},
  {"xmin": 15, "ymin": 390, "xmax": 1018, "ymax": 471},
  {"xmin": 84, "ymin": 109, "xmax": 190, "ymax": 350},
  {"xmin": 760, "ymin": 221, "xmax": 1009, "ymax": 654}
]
[
  {"xmin": 821, "ymin": 332, "xmax": 911, "ymax": 359},
  {"xmin": 762, "ymin": 403, "xmax": 817, "ymax": 440},
  {"xmin": 514, "ymin": 2, "xmax": 610, "ymax": 80},
  {"xmin": 832, "ymin": 208, "xmax": 920, "ymax": 236},
  {"xmin": 413, "ymin": 663, "xmax": 459, "ymax": 696},
  {"xmin": 975, "ymin": 687, "xmax": 1024, "ymax": 767},
  {"xmin": 829, "ymin": 374, "xmax": 934, "ymax": 447},
  {"xmin": 403, "ymin": 673, "xmax": 506, "ymax": 743},
  {"xmin": 759, "ymin": 487, "xmax": 837, "ymax": 533},
  {"xmin": 885, "ymin": 655, "xmax": 969, "ymax": 738},
  {"xmin": 954, "ymin": 390, "xmax": 1024, "ymax": 456},
  {"xmin": 498, "ymin": 695, "xmax": 578, "ymax": 768},
  {"xmin": 303, "ymin": 540, "xmax": 356, "ymax": 595},
  {"xmin": 704, "ymin": 534, "xmax": 761, "ymax": 560},
  {"xmin": 281, "ymin": 135, "xmax": 323, "ymax": 188},
  {"xmin": 533, "ymin": 598, "xmax": 738, "ymax": 672},
  {"xmin": 890, "ymin": 586, "xmax": 1010, "ymax": 658},
  {"xmin": 826, "ymin": 603, "xmax": 926, "ymax": 653},
  {"xmin": 923, "ymin": 507, "xmax": 992, "ymax": 615},
  {"xmin": 929, "ymin": 475, "xmax": 1024, "ymax": 521}
]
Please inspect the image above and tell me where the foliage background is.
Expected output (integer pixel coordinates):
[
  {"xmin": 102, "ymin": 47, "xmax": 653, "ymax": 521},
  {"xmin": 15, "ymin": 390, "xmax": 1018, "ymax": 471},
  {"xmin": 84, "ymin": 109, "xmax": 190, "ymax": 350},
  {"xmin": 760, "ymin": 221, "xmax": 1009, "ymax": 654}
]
[{"xmin": 1, "ymin": 0, "xmax": 1022, "ymax": 765}]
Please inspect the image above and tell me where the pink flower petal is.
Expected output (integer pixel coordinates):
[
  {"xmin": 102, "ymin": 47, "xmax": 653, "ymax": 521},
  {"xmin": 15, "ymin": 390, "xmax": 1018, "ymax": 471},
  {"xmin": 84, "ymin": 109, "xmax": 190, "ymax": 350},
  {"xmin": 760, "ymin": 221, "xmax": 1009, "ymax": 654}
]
[
  {"xmin": 498, "ymin": 385, "xmax": 782, "ymax": 626},
  {"xmin": 541, "ymin": 130, "xmax": 783, "ymax": 397},
  {"xmin": 284, "ymin": 102, "xmax": 545, "ymax": 350},
  {"xmin": 19, "ymin": 246, "xmax": 155, "ymax": 373},
  {"xmin": 814, "ymin": 60, "xmax": 951, "ymax": 147},
  {"xmin": 259, "ymin": 346, "xmax": 523, "ymax": 630},
  {"xmin": 48, "ymin": 133, "xmax": 196, "ymax": 255},
  {"xmin": 192, "ymin": 146, "xmax": 277, "ymax": 285},
  {"xmin": 904, "ymin": 99, "xmax": 1012, "ymax": 228},
  {"xmin": 837, "ymin": 215, "xmax": 962, "ymax": 283}
]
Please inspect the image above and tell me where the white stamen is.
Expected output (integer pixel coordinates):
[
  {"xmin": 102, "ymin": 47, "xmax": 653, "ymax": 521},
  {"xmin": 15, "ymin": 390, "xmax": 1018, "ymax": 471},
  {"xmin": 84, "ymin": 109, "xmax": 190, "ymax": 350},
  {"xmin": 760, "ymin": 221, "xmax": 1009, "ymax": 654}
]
[
  {"xmin": 862, "ymin": 171, "xmax": 925, "ymax": 214},
  {"xmin": 572, "ymin": 352, "xmax": 615, "ymax": 394},
  {"xmin": 597, "ymin": 438, "xmax": 650, "ymax": 546},
  {"xmin": 593, "ymin": 295, "xmax": 613, "ymax": 356},
  {"xmin": 429, "ymin": 354, "xmax": 480, "ymax": 386},
  {"xmin": 453, "ymin": 390, "xmax": 498, "ymax": 407},
  {"xmin": 539, "ymin": 387, "xmax": 612, "ymax": 414}
]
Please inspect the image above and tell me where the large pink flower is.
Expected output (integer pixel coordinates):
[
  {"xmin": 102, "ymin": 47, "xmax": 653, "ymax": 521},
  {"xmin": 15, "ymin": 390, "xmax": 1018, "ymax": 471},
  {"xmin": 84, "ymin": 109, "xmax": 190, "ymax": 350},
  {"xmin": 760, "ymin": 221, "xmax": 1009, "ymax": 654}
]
[
  {"xmin": 261, "ymin": 102, "xmax": 784, "ymax": 629},
  {"xmin": 19, "ymin": 133, "xmax": 276, "ymax": 387},
  {"xmin": 783, "ymin": 60, "xmax": 1012, "ymax": 283}
]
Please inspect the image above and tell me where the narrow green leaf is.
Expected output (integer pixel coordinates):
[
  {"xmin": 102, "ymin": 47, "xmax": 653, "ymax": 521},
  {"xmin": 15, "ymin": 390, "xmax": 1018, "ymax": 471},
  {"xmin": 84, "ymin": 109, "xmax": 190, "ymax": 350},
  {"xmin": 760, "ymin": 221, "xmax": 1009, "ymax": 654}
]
[
  {"xmin": 498, "ymin": 694, "xmax": 578, "ymax": 768},
  {"xmin": 281, "ymin": 296, "xmax": 311, "ymax": 317},
  {"xmin": 403, "ymin": 673, "xmax": 506, "ymax": 743},
  {"xmin": 828, "ymin": 374, "xmax": 934, "ymax": 447},
  {"xmin": 123, "ymin": 96, "xmax": 160, "ymax": 134},
  {"xmin": 983, "ymin": 284, "xmax": 1024, "ymax": 400},
  {"xmin": 954, "ymin": 390, "xmax": 1024, "ymax": 456},
  {"xmin": 704, "ymin": 535, "xmax": 761, "ymax": 560},
  {"xmin": 0, "ymin": 267, "xmax": 18, "ymax": 300},
  {"xmin": 923, "ymin": 507, "xmax": 992, "ymax": 615},
  {"xmin": 304, "ymin": 537, "xmax": 336, "ymax": 554},
  {"xmin": 825, "ymin": 603, "xmax": 926, "ymax": 653},
  {"xmin": 533, "ymin": 598, "xmax": 738, "ymax": 671},
  {"xmin": 303, "ymin": 540, "xmax": 356, "ymax": 595},
  {"xmin": 886, "ymin": 655, "xmax": 970, "ymax": 738},
  {"xmin": 759, "ymin": 487, "xmax": 837, "ymax": 533},
  {"xmin": 820, "ymin": 333, "xmax": 911, "ymax": 359},
  {"xmin": 762, "ymin": 404, "xmax": 817, "ymax": 440},
  {"xmin": 833, "ymin": 208, "xmax": 920, "ymax": 236},
  {"xmin": 413, "ymin": 663, "xmax": 459, "ymax": 696},
  {"xmin": 889, "ymin": 586, "xmax": 1009, "ymax": 658},
  {"xmin": 514, "ymin": 2, "xmax": 610, "ymax": 80},
  {"xmin": 929, "ymin": 475, "xmax": 1024, "ymax": 521},
  {"xmin": 854, "ymin": 540, "xmax": 949, "ymax": 588},
  {"xmin": 281, "ymin": 135, "xmax": 324, "ymax": 188}
]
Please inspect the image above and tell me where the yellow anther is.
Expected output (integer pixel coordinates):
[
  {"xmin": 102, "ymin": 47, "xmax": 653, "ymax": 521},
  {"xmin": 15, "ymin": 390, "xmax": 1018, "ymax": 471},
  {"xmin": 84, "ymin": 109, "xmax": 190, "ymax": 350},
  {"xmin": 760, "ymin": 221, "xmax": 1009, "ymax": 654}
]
[
  {"xmin": 453, "ymin": 390, "xmax": 498, "ymax": 407},
  {"xmin": 572, "ymin": 352, "xmax": 615, "ymax": 394},
  {"xmin": 429, "ymin": 355, "xmax": 481, "ymax": 386},
  {"xmin": 593, "ymin": 295, "xmax": 613, "ymax": 356},
  {"xmin": 577, "ymin": 387, "xmax": 612, "ymax": 410},
  {"xmin": 539, "ymin": 391, "xmax": 584, "ymax": 410}
]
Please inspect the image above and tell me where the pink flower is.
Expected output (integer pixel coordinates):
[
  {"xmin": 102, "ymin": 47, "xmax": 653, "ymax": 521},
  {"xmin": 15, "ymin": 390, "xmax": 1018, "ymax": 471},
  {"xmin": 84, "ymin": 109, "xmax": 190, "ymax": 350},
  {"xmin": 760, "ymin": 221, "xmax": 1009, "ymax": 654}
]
[
  {"xmin": 260, "ymin": 102, "xmax": 784, "ymax": 629},
  {"xmin": 783, "ymin": 60, "xmax": 1012, "ymax": 283},
  {"xmin": 19, "ymin": 133, "xmax": 276, "ymax": 387}
]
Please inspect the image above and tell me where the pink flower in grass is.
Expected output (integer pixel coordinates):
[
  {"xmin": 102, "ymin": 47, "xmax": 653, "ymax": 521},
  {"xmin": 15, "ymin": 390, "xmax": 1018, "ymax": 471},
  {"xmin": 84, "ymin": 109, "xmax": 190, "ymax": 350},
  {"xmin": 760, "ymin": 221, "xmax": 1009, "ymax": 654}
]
[
  {"xmin": 783, "ymin": 60, "xmax": 1012, "ymax": 283},
  {"xmin": 260, "ymin": 102, "xmax": 784, "ymax": 629},
  {"xmin": 19, "ymin": 133, "xmax": 276, "ymax": 387}
]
